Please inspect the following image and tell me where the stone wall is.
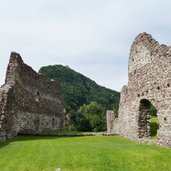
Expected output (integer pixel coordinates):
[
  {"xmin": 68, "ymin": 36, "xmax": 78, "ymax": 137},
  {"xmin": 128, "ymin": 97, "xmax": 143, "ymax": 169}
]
[
  {"xmin": 108, "ymin": 32, "xmax": 171, "ymax": 147},
  {"xmin": 106, "ymin": 110, "xmax": 115, "ymax": 134},
  {"xmin": 0, "ymin": 52, "xmax": 66, "ymax": 141}
]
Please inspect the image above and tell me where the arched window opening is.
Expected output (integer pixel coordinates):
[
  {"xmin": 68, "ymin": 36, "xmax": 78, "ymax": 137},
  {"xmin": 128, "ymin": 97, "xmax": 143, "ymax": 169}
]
[{"xmin": 138, "ymin": 99, "xmax": 159, "ymax": 139}]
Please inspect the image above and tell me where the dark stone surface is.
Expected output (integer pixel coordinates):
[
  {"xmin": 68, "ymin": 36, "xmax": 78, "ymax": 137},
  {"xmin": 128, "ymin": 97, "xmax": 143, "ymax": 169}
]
[{"xmin": 0, "ymin": 52, "xmax": 67, "ymax": 141}]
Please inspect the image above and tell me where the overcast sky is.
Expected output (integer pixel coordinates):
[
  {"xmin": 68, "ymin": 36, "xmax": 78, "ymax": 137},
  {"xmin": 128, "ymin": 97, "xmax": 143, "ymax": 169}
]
[{"xmin": 0, "ymin": 0, "xmax": 171, "ymax": 91}]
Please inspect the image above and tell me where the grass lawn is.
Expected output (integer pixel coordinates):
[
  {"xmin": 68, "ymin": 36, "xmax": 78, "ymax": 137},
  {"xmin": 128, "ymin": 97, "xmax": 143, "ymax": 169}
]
[
  {"xmin": 0, "ymin": 136, "xmax": 171, "ymax": 171},
  {"xmin": 150, "ymin": 117, "xmax": 159, "ymax": 138}
]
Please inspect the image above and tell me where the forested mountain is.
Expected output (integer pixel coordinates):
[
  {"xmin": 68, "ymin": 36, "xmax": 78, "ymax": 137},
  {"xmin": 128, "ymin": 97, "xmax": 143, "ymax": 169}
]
[{"xmin": 39, "ymin": 65, "xmax": 120, "ymax": 131}]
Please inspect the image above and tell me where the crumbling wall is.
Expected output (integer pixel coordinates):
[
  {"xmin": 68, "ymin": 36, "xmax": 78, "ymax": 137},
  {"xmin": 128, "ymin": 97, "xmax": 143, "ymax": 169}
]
[
  {"xmin": 108, "ymin": 32, "xmax": 171, "ymax": 147},
  {"xmin": 0, "ymin": 52, "xmax": 66, "ymax": 141},
  {"xmin": 106, "ymin": 110, "xmax": 117, "ymax": 134}
]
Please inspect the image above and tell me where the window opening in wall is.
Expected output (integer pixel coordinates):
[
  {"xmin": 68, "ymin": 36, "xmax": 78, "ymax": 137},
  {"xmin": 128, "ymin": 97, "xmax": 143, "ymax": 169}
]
[{"xmin": 138, "ymin": 99, "xmax": 159, "ymax": 139}]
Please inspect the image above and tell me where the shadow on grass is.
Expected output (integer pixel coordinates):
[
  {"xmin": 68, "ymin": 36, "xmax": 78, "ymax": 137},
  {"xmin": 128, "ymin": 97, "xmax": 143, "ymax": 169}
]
[
  {"xmin": 0, "ymin": 139, "xmax": 11, "ymax": 148},
  {"xmin": 0, "ymin": 136, "xmax": 70, "ymax": 149},
  {"xmin": 0, "ymin": 133, "xmax": 96, "ymax": 149}
]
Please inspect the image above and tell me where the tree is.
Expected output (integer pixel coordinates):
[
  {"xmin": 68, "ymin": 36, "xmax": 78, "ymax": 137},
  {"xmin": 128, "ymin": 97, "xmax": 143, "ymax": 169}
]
[
  {"xmin": 149, "ymin": 104, "xmax": 157, "ymax": 116},
  {"xmin": 39, "ymin": 65, "xmax": 120, "ymax": 131},
  {"xmin": 78, "ymin": 101, "xmax": 106, "ymax": 132}
]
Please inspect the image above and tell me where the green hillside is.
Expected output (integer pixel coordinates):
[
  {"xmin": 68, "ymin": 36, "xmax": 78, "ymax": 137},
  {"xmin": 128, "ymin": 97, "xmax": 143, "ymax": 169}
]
[{"xmin": 39, "ymin": 65, "xmax": 120, "ymax": 131}]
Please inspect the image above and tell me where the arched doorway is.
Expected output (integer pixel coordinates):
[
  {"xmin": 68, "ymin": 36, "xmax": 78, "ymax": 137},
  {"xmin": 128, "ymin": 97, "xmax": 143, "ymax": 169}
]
[{"xmin": 138, "ymin": 99, "xmax": 159, "ymax": 138}]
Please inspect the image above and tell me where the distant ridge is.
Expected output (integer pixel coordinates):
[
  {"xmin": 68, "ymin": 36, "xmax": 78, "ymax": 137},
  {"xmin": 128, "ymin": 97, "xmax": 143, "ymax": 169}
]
[{"xmin": 39, "ymin": 65, "xmax": 120, "ymax": 112}]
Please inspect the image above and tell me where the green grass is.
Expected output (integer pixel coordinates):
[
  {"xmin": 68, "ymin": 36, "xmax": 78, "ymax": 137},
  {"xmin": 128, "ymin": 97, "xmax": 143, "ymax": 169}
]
[
  {"xmin": 0, "ymin": 136, "xmax": 171, "ymax": 171},
  {"xmin": 150, "ymin": 117, "xmax": 159, "ymax": 138}
]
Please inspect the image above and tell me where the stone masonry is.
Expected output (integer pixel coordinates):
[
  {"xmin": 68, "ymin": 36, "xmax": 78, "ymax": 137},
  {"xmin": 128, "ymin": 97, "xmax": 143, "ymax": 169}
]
[
  {"xmin": 107, "ymin": 32, "xmax": 171, "ymax": 147},
  {"xmin": 0, "ymin": 52, "xmax": 66, "ymax": 141}
]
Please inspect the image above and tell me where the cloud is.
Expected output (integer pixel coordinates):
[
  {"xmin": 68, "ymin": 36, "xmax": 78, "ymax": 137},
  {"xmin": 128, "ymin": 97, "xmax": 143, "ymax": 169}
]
[{"xmin": 0, "ymin": 0, "xmax": 171, "ymax": 91}]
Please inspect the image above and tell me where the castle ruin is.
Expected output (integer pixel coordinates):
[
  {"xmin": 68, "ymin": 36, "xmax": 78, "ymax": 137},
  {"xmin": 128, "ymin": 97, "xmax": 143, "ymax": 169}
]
[
  {"xmin": 0, "ymin": 52, "xmax": 66, "ymax": 141},
  {"xmin": 107, "ymin": 32, "xmax": 171, "ymax": 147}
]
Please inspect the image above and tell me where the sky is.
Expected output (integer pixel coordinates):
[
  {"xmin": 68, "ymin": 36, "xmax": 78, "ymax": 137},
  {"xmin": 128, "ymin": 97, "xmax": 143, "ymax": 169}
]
[{"xmin": 0, "ymin": 0, "xmax": 171, "ymax": 91}]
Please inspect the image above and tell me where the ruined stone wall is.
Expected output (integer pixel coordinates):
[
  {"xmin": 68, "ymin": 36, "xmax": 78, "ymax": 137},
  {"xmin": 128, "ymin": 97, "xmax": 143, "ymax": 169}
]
[
  {"xmin": 108, "ymin": 33, "xmax": 171, "ymax": 147},
  {"xmin": 0, "ymin": 52, "xmax": 66, "ymax": 141},
  {"xmin": 106, "ymin": 110, "xmax": 117, "ymax": 134}
]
